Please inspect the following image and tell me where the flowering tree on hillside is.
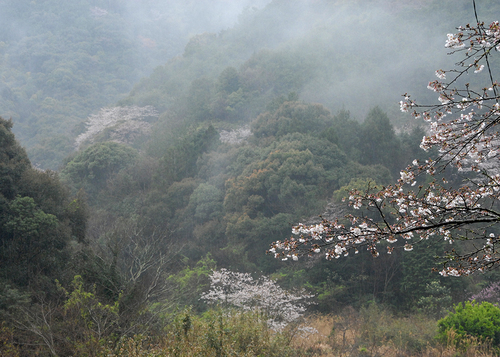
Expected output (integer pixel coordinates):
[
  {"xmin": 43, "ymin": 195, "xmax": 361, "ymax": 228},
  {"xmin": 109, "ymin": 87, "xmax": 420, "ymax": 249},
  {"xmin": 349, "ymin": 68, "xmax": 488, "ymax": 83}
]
[
  {"xmin": 270, "ymin": 3, "xmax": 500, "ymax": 277},
  {"xmin": 75, "ymin": 106, "xmax": 158, "ymax": 149},
  {"xmin": 201, "ymin": 269, "xmax": 314, "ymax": 331}
]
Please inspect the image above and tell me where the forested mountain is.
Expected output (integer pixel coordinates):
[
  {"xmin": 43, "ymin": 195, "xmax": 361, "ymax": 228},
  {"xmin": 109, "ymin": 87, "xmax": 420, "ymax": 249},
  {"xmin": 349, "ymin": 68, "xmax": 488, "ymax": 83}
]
[
  {"xmin": 0, "ymin": 0, "xmax": 271, "ymax": 169},
  {"xmin": 2, "ymin": 0, "xmax": 500, "ymax": 355},
  {"xmin": 3, "ymin": 0, "xmax": 499, "ymax": 169}
]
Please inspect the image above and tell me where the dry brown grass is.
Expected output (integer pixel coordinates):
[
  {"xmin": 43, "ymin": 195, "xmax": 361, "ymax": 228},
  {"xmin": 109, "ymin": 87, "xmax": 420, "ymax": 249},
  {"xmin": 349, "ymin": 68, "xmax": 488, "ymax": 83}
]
[{"xmin": 291, "ymin": 307, "xmax": 500, "ymax": 357}]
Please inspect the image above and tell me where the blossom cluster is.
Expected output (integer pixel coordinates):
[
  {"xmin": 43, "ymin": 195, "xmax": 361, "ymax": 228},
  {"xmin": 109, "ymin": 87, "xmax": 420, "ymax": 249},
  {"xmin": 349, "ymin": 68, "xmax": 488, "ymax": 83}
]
[
  {"xmin": 470, "ymin": 281, "xmax": 500, "ymax": 304},
  {"xmin": 75, "ymin": 106, "xmax": 158, "ymax": 149},
  {"xmin": 400, "ymin": 21, "xmax": 500, "ymax": 173},
  {"xmin": 219, "ymin": 125, "xmax": 252, "ymax": 144},
  {"xmin": 200, "ymin": 269, "xmax": 314, "ymax": 331},
  {"xmin": 270, "ymin": 19, "xmax": 500, "ymax": 276}
]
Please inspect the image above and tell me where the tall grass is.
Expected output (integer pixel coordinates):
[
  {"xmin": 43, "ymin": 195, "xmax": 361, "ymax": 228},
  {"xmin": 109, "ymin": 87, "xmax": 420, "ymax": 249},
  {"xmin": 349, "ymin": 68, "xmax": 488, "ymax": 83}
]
[{"xmin": 102, "ymin": 308, "xmax": 299, "ymax": 357}]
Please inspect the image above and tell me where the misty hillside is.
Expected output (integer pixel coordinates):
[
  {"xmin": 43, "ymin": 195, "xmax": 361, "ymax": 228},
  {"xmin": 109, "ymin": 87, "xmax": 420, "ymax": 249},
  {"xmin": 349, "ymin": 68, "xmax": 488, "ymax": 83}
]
[
  {"xmin": 2, "ymin": 0, "xmax": 499, "ymax": 168},
  {"xmin": 0, "ymin": 0, "xmax": 271, "ymax": 169},
  {"xmin": 2, "ymin": 0, "xmax": 500, "ymax": 355}
]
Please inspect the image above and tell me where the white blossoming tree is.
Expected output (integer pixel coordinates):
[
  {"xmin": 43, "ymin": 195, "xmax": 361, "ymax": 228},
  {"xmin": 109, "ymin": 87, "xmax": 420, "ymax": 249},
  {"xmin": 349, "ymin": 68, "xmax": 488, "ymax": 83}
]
[
  {"xmin": 201, "ymin": 269, "xmax": 314, "ymax": 331},
  {"xmin": 270, "ymin": 2, "xmax": 500, "ymax": 277},
  {"xmin": 75, "ymin": 106, "xmax": 158, "ymax": 149}
]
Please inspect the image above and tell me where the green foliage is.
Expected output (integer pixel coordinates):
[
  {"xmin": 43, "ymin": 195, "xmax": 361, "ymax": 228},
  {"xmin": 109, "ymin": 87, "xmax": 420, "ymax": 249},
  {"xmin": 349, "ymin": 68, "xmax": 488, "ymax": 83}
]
[
  {"xmin": 61, "ymin": 141, "xmax": 138, "ymax": 199},
  {"xmin": 3, "ymin": 0, "xmax": 496, "ymax": 170},
  {"xmin": 358, "ymin": 107, "xmax": 402, "ymax": 176},
  {"xmin": 437, "ymin": 301, "xmax": 500, "ymax": 347},
  {"xmin": 220, "ymin": 129, "xmax": 353, "ymax": 267},
  {"xmin": 252, "ymin": 101, "xmax": 334, "ymax": 139},
  {"xmin": 10, "ymin": 275, "xmax": 121, "ymax": 356},
  {"xmin": 320, "ymin": 109, "xmax": 362, "ymax": 162},
  {"xmin": 0, "ymin": 283, "xmax": 30, "ymax": 321},
  {"xmin": 63, "ymin": 275, "xmax": 119, "ymax": 327},
  {"xmin": 321, "ymin": 108, "xmax": 414, "ymax": 181},
  {"xmin": 0, "ymin": 117, "xmax": 84, "ymax": 294},
  {"xmin": 275, "ymin": 245, "xmax": 406, "ymax": 313},
  {"xmin": 139, "ymin": 178, "xmax": 201, "ymax": 240},
  {"xmin": 65, "ymin": 190, "xmax": 88, "ymax": 243},
  {"xmin": 399, "ymin": 125, "xmax": 431, "ymax": 166},
  {"xmin": 0, "ymin": 0, "xmax": 210, "ymax": 168},
  {"xmin": 164, "ymin": 255, "xmax": 217, "ymax": 313},
  {"xmin": 96, "ymin": 307, "xmax": 301, "ymax": 356},
  {"xmin": 157, "ymin": 125, "xmax": 219, "ymax": 185},
  {"xmin": 332, "ymin": 178, "xmax": 382, "ymax": 203},
  {"xmin": 133, "ymin": 100, "xmax": 417, "ymax": 276},
  {"xmin": 185, "ymin": 77, "xmax": 215, "ymax": 122},
  {"xmin": 224, "ymin": 132, "xmax": 347, "ymax": 217},
  {"xmin": 0, "ymin": 323, "xmax": 20, "ymax": 357},
  {"xmin": 163, "ymin": 308, "xmax": 297, "ymax": 357},
  {"xmin": 18, "ymin": 169, "xmax": 67, "ymax": 214},
  {"xmin": 5, "ymin": 2, "xmax": 500, "ymax": 355},
  {"xmin": 1, "ymin": 196, "xmax": 66, "ymax": 287},
  {"xmin": 416, "ymin": 281, "xmax": 452, "ymax": 319},
  {"xmin": 4, "ymin": 196, "xmax": 58, "ymax": 238},
  {"xmin": 217, "ymin": 66, "xmax": 240, "ymax": 94},
  {"xmin": 188, "ymin": 183, "xmax": 224, "ymax": 223},
  {"xmin": 401, "ymin": 239, "xmax": 466, "ymax": 309},
  {"xmin": 0, "ymin": 117, "xmax": 30, "ymax": 202}
]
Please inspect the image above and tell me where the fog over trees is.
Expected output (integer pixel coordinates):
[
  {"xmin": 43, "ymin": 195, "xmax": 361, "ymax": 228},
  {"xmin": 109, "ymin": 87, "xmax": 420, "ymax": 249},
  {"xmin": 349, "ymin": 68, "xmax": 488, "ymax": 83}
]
[{"xmin": 2, "ymin": 0, "xmax": 500, "ymax": 356}]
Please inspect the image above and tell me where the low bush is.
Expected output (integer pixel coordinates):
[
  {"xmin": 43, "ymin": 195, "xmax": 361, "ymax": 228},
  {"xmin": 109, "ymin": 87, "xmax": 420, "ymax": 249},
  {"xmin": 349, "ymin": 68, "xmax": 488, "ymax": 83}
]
[{"xmin": 437, "ymin": 301, "xmax": 500, "ymax": 348}]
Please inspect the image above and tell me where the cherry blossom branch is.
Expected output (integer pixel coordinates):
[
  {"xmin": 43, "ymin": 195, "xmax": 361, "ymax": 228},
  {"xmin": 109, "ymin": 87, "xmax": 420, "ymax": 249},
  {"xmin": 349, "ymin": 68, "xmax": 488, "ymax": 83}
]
[{"xmin": 269, "ymin": 8, "xmax": 500, "ymax": 277}]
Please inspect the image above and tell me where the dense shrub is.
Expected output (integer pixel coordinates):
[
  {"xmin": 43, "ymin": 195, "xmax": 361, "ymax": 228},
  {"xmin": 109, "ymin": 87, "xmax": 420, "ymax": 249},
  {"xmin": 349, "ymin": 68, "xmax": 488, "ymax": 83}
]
[{"xmin": 437, "ymin": 301, "xmax": 500, "ymax": 347}]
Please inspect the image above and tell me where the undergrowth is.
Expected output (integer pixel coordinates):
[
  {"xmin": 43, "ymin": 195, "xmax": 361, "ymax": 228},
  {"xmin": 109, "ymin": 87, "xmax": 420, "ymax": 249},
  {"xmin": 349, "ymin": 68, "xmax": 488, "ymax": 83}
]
[{"xmin": 94, "ymin": 305, "xmax": 500, "ymax": 357}]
